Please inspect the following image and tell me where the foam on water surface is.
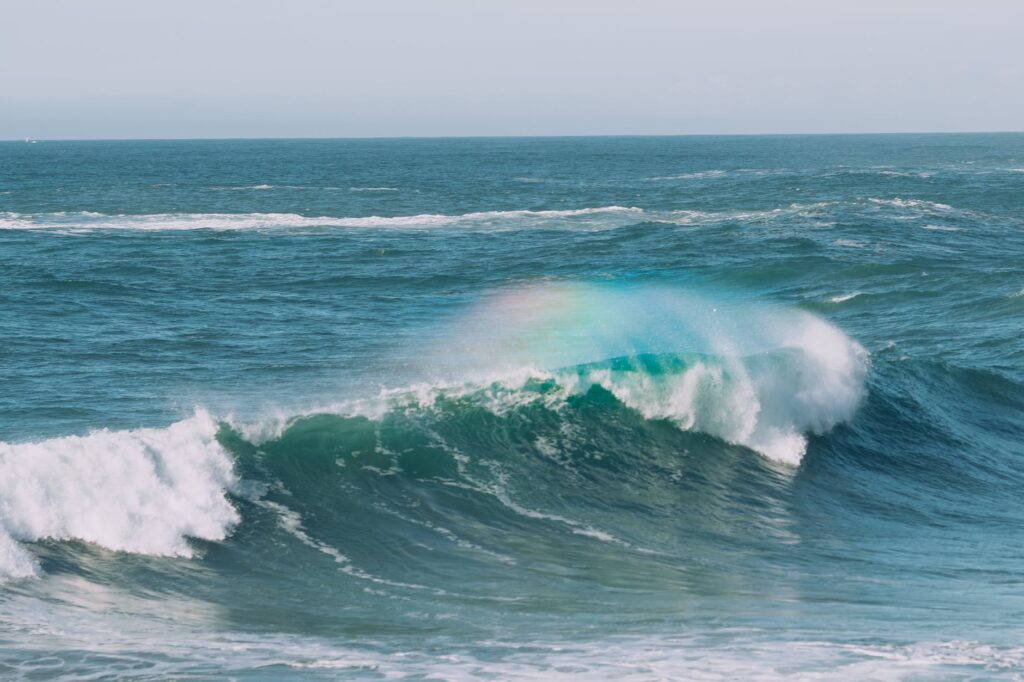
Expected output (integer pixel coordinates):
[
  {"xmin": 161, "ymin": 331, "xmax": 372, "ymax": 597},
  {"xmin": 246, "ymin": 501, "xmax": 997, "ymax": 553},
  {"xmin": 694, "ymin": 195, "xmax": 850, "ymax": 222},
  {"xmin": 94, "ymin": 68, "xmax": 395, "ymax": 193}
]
[{"xmin": 0, "ymin": 411, "xmax": 238, "ymax": 579}]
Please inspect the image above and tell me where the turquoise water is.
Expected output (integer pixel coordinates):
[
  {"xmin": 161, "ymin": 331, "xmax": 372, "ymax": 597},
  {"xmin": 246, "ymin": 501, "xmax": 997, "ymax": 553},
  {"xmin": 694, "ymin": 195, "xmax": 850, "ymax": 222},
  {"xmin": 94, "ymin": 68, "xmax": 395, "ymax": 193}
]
[{"xmin": 1, "ymin": 135, "xmax": 1023, "ymax": 679}]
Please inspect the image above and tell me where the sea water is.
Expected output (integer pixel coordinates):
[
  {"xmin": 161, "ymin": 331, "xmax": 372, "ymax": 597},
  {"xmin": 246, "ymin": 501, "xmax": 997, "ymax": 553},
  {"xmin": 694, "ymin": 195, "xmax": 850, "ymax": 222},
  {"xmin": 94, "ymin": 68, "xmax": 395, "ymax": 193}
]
[{"xmin": 1, "ymin": 135, "xmax": 1023, "ymax": 679}]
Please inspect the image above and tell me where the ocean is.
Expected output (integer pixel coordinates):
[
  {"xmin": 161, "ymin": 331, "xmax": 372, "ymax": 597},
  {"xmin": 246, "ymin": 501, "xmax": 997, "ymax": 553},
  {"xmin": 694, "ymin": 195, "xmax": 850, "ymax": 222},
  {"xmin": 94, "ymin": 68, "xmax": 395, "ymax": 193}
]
[{"xmin": 1, "ymin": 134, "xmax": 1023, "ymax": 680}]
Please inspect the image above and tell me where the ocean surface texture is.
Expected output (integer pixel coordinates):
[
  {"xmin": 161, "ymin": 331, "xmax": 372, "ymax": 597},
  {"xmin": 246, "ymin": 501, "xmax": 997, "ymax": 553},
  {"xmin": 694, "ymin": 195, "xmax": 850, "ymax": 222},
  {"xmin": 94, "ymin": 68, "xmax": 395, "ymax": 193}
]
[{"xmin": 1, "ymin": 135, "xmax": 1023, "ymax": 680}]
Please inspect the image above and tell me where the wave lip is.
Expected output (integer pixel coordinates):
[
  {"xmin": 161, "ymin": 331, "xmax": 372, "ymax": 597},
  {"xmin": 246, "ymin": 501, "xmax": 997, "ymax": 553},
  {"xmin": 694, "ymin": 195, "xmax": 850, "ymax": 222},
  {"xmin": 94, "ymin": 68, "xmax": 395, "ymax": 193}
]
[
  {"xmin": 557, "ymin": 349, "xmax": 865, "ymax": 465},
  {"xmin": 0, "ymin": 410, "xmax": 238, "ymax": 580}
]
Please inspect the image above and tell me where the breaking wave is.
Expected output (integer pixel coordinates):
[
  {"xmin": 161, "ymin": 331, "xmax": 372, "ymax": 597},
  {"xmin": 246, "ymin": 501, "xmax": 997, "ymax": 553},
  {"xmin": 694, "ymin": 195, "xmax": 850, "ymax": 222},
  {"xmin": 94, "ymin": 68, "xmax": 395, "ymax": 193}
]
[
  {"xmin": 0, "ymin": 412, "xmax": 237, "ymax": 579},
  {"xmin": 0, "ymin": 284, "xmax": 869, "ymax": 579},
  {"xmin": 0, "ymin": 196, "xmax": 980, "ymax": 232}
]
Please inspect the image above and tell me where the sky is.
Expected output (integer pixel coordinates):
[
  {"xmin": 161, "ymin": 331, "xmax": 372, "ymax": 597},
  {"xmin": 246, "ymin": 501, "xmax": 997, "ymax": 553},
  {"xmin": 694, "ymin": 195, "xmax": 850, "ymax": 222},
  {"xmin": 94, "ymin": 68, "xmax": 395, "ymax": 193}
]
[{"xmin": 2, "ymin": 0, "xmax": 1023, "ymax": 139}]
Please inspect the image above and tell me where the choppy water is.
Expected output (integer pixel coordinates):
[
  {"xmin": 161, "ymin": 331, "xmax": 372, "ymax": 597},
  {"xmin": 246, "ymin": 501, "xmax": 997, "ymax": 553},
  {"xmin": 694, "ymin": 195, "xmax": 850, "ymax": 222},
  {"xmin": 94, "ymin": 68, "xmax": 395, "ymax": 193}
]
[{"xmin": 1, "ymin": 135, "xmax": 1023, "ymax": 680}]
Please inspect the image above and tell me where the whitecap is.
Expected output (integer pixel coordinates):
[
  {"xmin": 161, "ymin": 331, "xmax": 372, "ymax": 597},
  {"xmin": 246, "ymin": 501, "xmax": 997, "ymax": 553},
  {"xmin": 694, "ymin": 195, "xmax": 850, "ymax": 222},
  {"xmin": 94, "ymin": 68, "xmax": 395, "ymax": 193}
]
[
  {"xmin": 0, "ymin": 411, "xmax": 238, "ymax": 580},
  {"xmin": 646, "ymin": 170, "xmax": 728, "ymax": 181},
  {"xmin": 867, "ymin": 197, "xmax": 954, "ymax": 212},
  {"xmin": 0, "ymin": 207, "xmax": 644, "ymax": 232}
]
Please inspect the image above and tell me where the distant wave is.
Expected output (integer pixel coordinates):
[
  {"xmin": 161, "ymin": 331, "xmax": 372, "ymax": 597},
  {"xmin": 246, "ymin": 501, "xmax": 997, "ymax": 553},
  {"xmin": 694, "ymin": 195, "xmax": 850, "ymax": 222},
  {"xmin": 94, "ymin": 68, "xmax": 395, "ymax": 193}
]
[
  {"xmin": 665, "ymin": 201, "xmax": 835, "ymax": 225},
  {"xmin": 646, "ymin": 170, "xmax": 729, "ymax": 181},
  {"xmin": 876, "ymin": 170, "xmax": 933, "ymax": 178},
  {"xmin": 0, "ymin": 197, "xmax": 985, "ymax": 232},
  {"xmin": 645, "ymin": 168, "xmax": 797, "ymax": 181},
  {"xmin": 831, "ymin": 167, "xmax": 934, "ymax": 179},
  {"xmin": 867, "ymin": 197, "xmax": 954, "ymax": 212},
  {"xmin": 0, "ymin": 207, "xmax": 643, "ymax": 232}
]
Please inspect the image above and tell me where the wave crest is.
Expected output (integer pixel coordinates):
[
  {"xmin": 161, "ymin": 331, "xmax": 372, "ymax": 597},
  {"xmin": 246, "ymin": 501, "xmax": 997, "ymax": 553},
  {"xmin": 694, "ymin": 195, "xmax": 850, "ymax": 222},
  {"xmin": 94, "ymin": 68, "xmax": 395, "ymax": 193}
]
[
  {"xmin": 0, "ymin": 207, "xmax": 642, "ymax": 232},
  {"xmin": 0, "ymin": 411, "xmax": 238, "ymax": 579}
]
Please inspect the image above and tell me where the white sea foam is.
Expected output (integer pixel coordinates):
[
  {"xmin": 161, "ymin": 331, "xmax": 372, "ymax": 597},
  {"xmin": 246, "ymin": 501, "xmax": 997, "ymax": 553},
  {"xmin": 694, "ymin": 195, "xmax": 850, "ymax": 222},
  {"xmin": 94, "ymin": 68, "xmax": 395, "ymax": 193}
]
[
  {"xmin": 283, "ymin": 637, "xmax": 1024, "ymax": 680},
  {"xmin": 866, "ymin": 168, "xmax": 933, "ymax": 178},
  {"xmin": 0, "ymin": 600, "xmax": 1015, "ymax": 682},
  {"xmin": 1, "ymin": 199, "xmax": 929, "ymax": 233},
  {"xmin": 0, "ymin": 411, "xmax": 238, "ymax": 580},
  {"xmin": 664, "ymin": 202, "xmax": 834, "ymax": 226},
  {"xmin": 867, "ymin": 197, "xmax": 954, "ymax": 213},
  {"xmin": 0, "ymin": 207, "xmax": 643, "ymax": 232},
  {"xmin": 646, "ymin": 170, "xmax": 728, "ymax": 181},
  {"xmin": 555, "ymin": 321, "xmax": 865, "ymax": 465}
]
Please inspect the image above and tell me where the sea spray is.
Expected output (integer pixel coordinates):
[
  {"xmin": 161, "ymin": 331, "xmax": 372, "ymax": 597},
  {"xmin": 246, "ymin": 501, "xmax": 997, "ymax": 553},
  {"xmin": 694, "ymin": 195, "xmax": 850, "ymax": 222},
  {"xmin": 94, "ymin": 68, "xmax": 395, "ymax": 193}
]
[{"xmin": 418, "ymin": 283, "xmax": 868, "ymax": 463}]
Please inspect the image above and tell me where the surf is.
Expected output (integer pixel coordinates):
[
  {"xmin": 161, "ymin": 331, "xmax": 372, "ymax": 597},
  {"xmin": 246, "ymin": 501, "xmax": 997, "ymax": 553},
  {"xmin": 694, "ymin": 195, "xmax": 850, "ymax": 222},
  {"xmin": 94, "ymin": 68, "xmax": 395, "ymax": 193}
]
[
  {"xmin": 0, "ymin": 283, "xmax": 870, "ymax": 579},
  {"xmin": 0, "ymin": 411, "xmax": 237, "ymax": 579}
]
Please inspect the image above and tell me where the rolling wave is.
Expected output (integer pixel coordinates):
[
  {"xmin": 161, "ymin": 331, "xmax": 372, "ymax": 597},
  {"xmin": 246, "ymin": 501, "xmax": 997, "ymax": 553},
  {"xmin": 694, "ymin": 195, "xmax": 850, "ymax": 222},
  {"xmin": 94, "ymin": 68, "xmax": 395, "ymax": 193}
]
[
  {"xmin": 5, "ymin": 351, "xmax": 1019, "ymax": 585},
  {"xmin": 0, "ymin": 411, "xmax": 237, "ymax": 579},
  {"xmin": 0, "ymin": 348, "xmax": 860, "ymax": 579},
  {"xmin": 10, "ymin": 281, "xmax": 1019, "ymax": 594},
  {"xmin": 0, "ymin": 284, "xmax": 871, "ymax": 580}
]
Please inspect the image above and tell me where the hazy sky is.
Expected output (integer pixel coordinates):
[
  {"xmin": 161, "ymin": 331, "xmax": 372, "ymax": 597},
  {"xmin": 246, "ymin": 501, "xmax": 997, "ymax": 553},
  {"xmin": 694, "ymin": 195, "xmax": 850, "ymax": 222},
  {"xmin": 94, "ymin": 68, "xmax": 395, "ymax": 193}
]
[{"xmin": 2, "ymin": 0, "xmax": 1022, "ymax": 139}]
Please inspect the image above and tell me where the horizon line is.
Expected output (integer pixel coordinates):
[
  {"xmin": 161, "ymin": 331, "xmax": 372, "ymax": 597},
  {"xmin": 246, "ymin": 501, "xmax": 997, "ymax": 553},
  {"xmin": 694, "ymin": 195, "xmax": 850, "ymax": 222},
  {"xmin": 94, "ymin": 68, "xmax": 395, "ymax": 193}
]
[{"xmin": 4, "ymin": 130, "xmax": 1024, "ymax": 143}]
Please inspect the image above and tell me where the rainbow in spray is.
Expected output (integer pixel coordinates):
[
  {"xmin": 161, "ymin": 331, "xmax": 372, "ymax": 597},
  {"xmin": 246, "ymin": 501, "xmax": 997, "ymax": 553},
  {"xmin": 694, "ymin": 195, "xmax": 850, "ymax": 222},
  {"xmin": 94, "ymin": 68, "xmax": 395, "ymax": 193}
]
[{"xmin": 413, "ymin": 282, "xmax": 869, "ymax": 464}]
